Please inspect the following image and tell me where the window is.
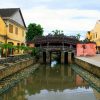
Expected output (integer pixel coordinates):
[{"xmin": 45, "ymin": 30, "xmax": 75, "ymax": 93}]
[
  {"xmin": 15, "ymin": 27, "xmax": 18, "ymax": 35},
  {"xmin": 9, "ymin": 24, "xmax": 13, "ymax": 33},
  {"xmin": 96, "ymin": 33, "xmax": 97, "ymax": 38},
  {"xmin": 22, "ymin": 30, "xmax": 24, "ymax": 37}
]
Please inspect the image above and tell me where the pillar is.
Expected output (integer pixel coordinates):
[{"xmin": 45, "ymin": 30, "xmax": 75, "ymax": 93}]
[
  {"xmin": 46, "ymin": 51, "xmax": 50, "ymax": 64},
  {"xmin": 68, "ymin": 52, "xmax": 72, "ymax": 63},
  {"xmin": 40, "ymin": 51, "xmax": 46, "ymax": 63},
  {"xmin": 61, "ymin": 51, "xmax": 64, "ymax": 63}
]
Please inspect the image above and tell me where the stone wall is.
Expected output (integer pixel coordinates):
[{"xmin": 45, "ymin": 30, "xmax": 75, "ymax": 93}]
[
  {"xmin": 0, "ymin": 58, "xmax": 35, "ymax": 80},
  {"xmin": 75, "ymin": 58, "xmax": 100, "ymax": 78}
]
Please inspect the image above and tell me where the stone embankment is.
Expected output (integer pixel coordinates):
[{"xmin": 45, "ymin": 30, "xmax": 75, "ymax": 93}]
[
  {"xmin": 0, "ymin": 54, "xmax": 36, "ymax": 80},
  {"xmin": 0, "ymin": 54, "xmax": 40, "ymax": 94},
  {"xmin": 0, "ymin": 64, "xmax": 39, "ymax": 94},
  {"xmin": 75, "ymin": 54, "xmax": 100, "ymax": 78}
]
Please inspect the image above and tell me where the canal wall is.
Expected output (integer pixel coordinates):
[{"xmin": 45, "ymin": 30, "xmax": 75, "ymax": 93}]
[
  {"xmin": 0, "ymin": 63, "xmax": 39, "ymax": 94},
  {"xmin": 0, "ymin": 57, "xmax": 36, "ymax": 80},
  {"xmin": 71, "ymin": 64, "xmax": 100, "ymax": 92},
  {"xmin": 75, "ymin": 57, "xmax": 100, "ymax": 78}
]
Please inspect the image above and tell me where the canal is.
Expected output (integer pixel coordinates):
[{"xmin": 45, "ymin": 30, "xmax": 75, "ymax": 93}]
[{"xmin": 0, "ymin": 61, "xmax": 100, "ymax": 100}]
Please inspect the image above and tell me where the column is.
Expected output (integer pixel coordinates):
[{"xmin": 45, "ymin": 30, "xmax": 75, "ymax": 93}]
[
  {"xmin": 61, "ymin": 51, "xmax": 64, "ymax": 64},
  {"xmin": 46, "ymin": 51, "xmax": 50, "ymax": 64},
  {"xmin": 68, "ymin": 52, "xmax": 72, "ymax": 63}
]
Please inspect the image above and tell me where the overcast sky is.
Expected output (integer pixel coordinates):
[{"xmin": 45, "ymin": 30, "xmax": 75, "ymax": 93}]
[{"xmin": 0, "ymin": 0, "xmax": 100, "ymax": 39}]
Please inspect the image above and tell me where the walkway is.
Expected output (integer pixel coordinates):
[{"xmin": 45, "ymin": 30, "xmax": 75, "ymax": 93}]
[{"xmin": 75, "ymin": 54, "xmax": 100, "ymax": 67}]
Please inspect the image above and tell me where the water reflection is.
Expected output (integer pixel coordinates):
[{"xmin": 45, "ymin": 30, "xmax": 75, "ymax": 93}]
[
  {"xmin": 27, "ymin": 88, "xmax": 95, "ymax": 100},
  {"xmin": 0, "ymin": 64, "xmax": 98, "ymax": 100},
  {"xmin": 51, "ymin": 60, "xmax": 57, "ymax": 67}
]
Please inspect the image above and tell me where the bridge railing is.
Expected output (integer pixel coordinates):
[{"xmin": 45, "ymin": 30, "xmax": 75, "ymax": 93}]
[{"xmin": 40, "ymin": 46, "xmax": 76, "ymax": 51}]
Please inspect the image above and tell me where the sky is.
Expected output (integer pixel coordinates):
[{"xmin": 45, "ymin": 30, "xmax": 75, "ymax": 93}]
[{"xmin": 0, "ymin": 0, "xmax": 100, "ymax": 39}]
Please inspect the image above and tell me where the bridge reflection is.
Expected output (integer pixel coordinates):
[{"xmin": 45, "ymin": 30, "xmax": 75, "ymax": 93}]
[{"xmin": 1, "ymin": 64, "xmax": 98, "ymax": 100}]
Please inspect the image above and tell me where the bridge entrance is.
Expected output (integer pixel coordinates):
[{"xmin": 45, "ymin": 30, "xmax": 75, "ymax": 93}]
[{"xmin": 33, "ymin": 35, "xmax": 79, "ymax": 64}]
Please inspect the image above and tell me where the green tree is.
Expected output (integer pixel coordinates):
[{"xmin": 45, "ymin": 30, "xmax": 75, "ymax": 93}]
[
  {"xmin": 82, "ymin": 38, "xmax": 90, "ymax": 42},
  {"xmin": 26, "ymin": 23, "xmax": 44, "ymax": 42},
  {"xmin": 76, "ymin": 33, "xmax": 81, "ymax": 40},
  {"xmin": 52, "ymin": 29, "xmax": 64, "ymax": 36}
]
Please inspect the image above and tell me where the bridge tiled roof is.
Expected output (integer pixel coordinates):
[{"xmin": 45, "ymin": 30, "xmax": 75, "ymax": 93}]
[{"xmin": 33, "ymin": 36, "xmax": 79, "ymax": 45}]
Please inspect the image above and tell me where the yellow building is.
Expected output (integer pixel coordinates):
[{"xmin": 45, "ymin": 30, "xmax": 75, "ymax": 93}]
[
  {"xmin": 86, "ymin": 20, "xmax": 100, "ymax": 53},
  {"xmin": 0, "ymin": 8, "xmax": 26, "ymax": 56},
  {"xmin": 0, "ymin": 16, "xmax": 6, "ymax": 43}
]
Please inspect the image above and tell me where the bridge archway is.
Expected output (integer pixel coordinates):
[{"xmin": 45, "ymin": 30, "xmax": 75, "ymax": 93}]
[
  {"xmin": 43, "ymin": 51, "xmax": 46, "ymax": 63},
  {"xmin": 50, "ymin": 51, "xmax": 61, "ymax": 64}
]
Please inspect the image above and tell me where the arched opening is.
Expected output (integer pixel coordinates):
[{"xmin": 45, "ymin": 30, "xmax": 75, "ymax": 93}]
[
  {"xmin": 64, "ymin": 52, "xmax": 68, "ymax": 64},
  {"xmin": 17, "ymin": 43, "xmax": 20, "ymax": 53},
  {"xmin": 50, "ymin": 51, "xmax": 61, "ymax": 67},
  {"xmin": 43, "ymin": 52, "xmax": 46, "ymax": 63},
  {"xmin": 71, "ymin": 52, "xmax": 74, "ymax": 61}
]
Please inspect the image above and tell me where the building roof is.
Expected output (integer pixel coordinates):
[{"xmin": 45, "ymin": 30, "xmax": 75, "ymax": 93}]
[
  {"xmin": 33, "ymin": 35, "xmax": 79, "ymax": 45},
  {"xmin": 0, "ymin": 8, "xmax": 26, "ymax": 28},
  {"xmin": 0, "ymin": 8, "xmax": 19, "ymax": 17}
]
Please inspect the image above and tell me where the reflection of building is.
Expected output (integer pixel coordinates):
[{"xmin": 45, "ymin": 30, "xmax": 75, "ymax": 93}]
[
  {"xmin": 1, "ymin": 65, "xmax": 95, "ymax": 99},
  {"xmin": 0, "ymin": 8, "xmax": 26, "ymax": 55},
  {"xmin": 86, "ymin": 20, "xmax": 100, "ymax": 53},
  {"xmin": 76, "ymin": 75, "xmax": 85, "ymax": 86}
]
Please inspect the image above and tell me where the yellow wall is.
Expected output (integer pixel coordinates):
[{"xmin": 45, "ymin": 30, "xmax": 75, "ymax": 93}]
[
  {"xmin": 0, "ymin": 17, "xmax": 26, "ymax": 55},
  {"xmin": 6, "ymin": 20, "xmax": 26, "ymax": 46},
  {"xmin": 86, "ymin": 20, "xmax": 100, "ymax": 53},
  {"xmin": 0, "ymin": 16, "xmax": 6, "ymax": 43},
  {"xmin": 6, "ymin": 20, "xmax": 26, "ymax": 54}
]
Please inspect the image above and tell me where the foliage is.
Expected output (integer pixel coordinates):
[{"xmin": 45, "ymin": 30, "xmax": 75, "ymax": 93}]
[
  {"xmin": 51, "ymin": 29, "xmax": 64, "ymax": 36},
  {"xmin": 0, "ymin": 43, "xmax": 14, "ymax": 49},
  {"xmin": 31, "ymin": 47, "xmax": 40, "ymax": 56},
  {"xmin": 26, "ymin": 23, "xmax": 44, "ymax": 42},
  {"xmin": 76, "ymin": 33, "xmax": 81, "ymax": 40},
  {"xmin": 81, "ymin": 38, "xmax": 90, "ymax": 43},
  {"xmin": 0, "ymin": 43, "xmax": 35, "ymax": 57}
]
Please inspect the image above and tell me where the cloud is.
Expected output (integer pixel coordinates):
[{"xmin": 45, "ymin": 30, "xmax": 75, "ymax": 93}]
[
  {"xmin": 42, "ymin": 0, "xmax": 100, "ymax": 10},
  {"xmin": 23, "ymin": 7, "xmax": 99, "ymax": 35},
  {"xmin": 1, "ymin": 0, "xmax": 100, "ymax": 10},
  {"xmin": 0, "ymin": 0, "xmax": 100, "ymax": 39}
]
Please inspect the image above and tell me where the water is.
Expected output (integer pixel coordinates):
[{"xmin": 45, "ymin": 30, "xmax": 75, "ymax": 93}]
[{"xmin": 0, "ymin": 62, "xmax": 100, "ymax": 100}]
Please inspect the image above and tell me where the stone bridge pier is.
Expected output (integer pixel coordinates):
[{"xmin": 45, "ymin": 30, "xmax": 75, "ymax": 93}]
[{"xmin": 41, "ymin": 51, "xmax": 74, "ymax": 64}]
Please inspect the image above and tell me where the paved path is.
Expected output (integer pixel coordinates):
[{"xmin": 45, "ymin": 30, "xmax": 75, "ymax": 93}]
[{"xmin": 75, "ymin": 54, "xmax": 100, "ymax": 67}]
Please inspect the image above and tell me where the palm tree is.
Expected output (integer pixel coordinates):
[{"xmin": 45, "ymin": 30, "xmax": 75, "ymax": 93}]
[{"xmin": 76, "ymin": 33, "xmax": 81, "ymax": 40}]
